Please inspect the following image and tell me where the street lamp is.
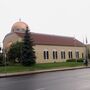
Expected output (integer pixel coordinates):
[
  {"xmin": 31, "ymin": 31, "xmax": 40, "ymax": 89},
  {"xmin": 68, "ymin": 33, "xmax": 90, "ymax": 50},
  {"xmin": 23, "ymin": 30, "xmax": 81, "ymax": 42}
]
[
  {"xmin": 73, "ymin": 37, "xmax": 77, "ymax": 62},
  {"xmin": 85, "ymin": 37, "xmax": 88, "ymax": 66},
  {"xmin": 85, "ymin": 45, "xmax": 88, "ymax": 66}
]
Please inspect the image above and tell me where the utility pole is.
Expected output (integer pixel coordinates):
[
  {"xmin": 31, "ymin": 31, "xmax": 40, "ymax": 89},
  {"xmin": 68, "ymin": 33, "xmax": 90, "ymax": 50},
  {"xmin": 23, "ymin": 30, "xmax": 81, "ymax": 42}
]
[
  {"xmin": 85, "ymin": 37, "xmax": 88, "ymax": 66},
  {"xmin": 74, "ymin": 37, "xmax": 77, "ymax": 62},
  {"xmin": 0, "ymin": 42, "xmax": 2, "ymax": 53}
]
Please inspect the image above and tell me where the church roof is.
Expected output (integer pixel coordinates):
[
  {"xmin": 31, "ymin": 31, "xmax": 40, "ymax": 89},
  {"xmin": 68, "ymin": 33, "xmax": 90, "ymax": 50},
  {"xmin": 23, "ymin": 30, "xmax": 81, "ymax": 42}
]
[{"xmin": 15, "ymin": 32, "xmax": 85, "ymax": 47}]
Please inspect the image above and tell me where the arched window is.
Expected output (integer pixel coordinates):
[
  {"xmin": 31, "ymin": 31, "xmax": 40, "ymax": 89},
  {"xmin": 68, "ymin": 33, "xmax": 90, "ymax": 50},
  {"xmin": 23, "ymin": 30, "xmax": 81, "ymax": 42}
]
[
  {"xmin": 61, "ymin": 51, "xmax": 66, "ymax": 59},
  {"xmin": 75, "ymin": 51, "xmax": 79, "ymax": 59},
  {"xmin": 68, "ymin": 50, "xmax": 73, "ymax": 59},
  {"xmin": 52, "ymin": 50, "xmax": 58, "ymax": 59},
  {"xmin": 43, "ymin": 50, "xmax": 49, "ymax": 60},
  {"xmin": 82, "ymin": 53, "xmax": 84, "ymax": 58}
]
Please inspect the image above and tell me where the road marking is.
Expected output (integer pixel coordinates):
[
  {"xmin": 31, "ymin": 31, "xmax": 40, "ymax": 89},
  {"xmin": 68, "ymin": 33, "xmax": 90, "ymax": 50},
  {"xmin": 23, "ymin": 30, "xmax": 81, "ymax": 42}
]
[{"xmin": 36, "ymin": 88, "xmax": 45, "ymax": 90}]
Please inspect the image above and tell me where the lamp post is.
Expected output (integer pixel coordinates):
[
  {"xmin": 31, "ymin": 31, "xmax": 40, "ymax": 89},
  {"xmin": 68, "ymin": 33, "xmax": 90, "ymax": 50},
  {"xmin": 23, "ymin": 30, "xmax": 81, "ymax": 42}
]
[
  {"xmin": 85, "ymin": 45, "xmax": 88, "ymax": 66},
  {"xmin": 74, "ymin": 37, "xmax": 77, "ymax": 62},
  {"xmin": 0, "ymin": 42, "xmax": 2, "ymax": 53},
  {"xmin": 85, "ymin": 37, "xmax": 88, "ymax": 66}
]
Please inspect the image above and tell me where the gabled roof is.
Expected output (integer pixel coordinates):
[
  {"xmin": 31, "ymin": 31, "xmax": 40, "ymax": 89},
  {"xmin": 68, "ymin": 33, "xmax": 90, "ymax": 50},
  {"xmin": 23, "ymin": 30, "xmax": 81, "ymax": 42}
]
[{"xmin": 15, "ymin": 32, "xmax": 85, "ymax": 47}]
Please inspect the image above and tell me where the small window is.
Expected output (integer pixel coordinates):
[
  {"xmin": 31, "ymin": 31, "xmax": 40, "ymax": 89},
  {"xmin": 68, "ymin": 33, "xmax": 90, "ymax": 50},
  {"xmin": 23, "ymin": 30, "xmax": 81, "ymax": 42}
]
[
  {"xmin": 68, "ymin": 51, "xmax": 73, "ymax": 59},
  {"xmin": 75, "ymin": 51, "xmax": 79, "ymax": 59},
  {"xmin": 82, "ymin": 53, "xmax": 84, "ymax": 58},
  {"xmin": 53, "ymin": 51, "xmax": 58, "ymax": 59},
  {"xmin": 43, "ymin": 51, "xmax": 49, "ymax": 60},
  {"xmin": 17, "ymin": 29, "xmax": 20, "ymax": 31},
  {"xmin": 61, "ymin": 51, "xmax": 66, "ymax": 59},
  {"xmin": 22, "ymin": 28, "xmax": 25, "ymax": 31}
]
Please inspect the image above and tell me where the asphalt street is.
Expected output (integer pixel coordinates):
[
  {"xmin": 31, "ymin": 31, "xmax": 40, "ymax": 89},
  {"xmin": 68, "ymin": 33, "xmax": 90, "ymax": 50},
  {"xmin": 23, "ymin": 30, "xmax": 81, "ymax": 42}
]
[{"xmin": 0, "ymin": 68, "xmax": 90, "ymax": 90}]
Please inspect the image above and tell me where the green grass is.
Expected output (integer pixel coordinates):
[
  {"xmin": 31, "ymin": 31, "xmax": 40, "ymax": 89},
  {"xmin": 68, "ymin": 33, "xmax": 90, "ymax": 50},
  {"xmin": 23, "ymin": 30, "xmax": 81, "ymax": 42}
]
[{"xmin": 0, "ymin": 62, "xmax": 83, "ymax": 73}]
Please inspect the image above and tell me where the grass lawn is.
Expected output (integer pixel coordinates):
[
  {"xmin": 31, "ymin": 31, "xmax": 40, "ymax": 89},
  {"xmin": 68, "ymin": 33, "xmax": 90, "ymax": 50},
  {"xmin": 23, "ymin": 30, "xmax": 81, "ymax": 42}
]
[{"xmin": 0, "ymin": 62, "xmax": 84, "ymax": 73}]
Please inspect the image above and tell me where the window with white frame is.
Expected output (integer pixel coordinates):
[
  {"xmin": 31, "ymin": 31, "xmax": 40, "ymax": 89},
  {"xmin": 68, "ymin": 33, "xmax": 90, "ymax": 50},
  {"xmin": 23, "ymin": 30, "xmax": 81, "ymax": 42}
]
[
  {"xmin": 61, "ymin": 51, "xmax": 66, "ymax": 59},
  {"xmin": 43, "ymin": 50, "xmax": 49, "ymax": 59},
  {"xmin": 68, "ymin": 51, "xmax": 73, "ymax": 59},
  {"xmin": 52, "ymin": 50, "xmax": 58, "ymax": 59}
]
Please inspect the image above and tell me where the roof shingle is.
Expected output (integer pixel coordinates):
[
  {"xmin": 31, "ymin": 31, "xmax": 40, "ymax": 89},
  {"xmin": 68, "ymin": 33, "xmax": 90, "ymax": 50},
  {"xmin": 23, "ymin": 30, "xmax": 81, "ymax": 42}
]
[{"xmin": 15, "ymin": 32, "xmax": 84, "ymax": 47}]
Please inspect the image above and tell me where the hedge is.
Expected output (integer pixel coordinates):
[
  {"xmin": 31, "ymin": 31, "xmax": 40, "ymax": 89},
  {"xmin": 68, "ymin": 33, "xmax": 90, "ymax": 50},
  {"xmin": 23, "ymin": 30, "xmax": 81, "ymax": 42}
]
[{"xmin": 66, "ymin": 58, "xmax": 83, "ymax": 62}]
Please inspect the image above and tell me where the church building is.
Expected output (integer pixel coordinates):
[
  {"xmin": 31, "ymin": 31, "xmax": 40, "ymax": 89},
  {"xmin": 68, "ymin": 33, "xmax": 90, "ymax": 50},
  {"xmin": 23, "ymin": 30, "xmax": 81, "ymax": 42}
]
[{"xmin": 3, "ymin": 21, "xmax": 85, "ymax": 63}]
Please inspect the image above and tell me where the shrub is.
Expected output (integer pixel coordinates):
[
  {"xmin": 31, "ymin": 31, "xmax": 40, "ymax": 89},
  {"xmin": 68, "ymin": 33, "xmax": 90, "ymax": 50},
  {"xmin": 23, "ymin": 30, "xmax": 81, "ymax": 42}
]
[
  {"xmin": 77, "ymin": 58, "xmax": 83, "ymax": 62},
  {"xmin": 66, "ymin": 59, "xmax": 76, "ymax": 62},
  {"xmin": 66, "ymin": 58, "xmax": 83, "ymax": 62},
  {"xmin": 0, "ymin": 53, "xmax": 4, "ymax": 66}
]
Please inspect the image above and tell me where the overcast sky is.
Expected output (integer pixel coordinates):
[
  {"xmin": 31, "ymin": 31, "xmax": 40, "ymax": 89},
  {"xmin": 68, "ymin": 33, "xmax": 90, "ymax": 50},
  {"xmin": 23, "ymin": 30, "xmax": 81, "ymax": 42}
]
[{"xmin": 0, "ymin": 0, "xmax": 90, "ymax": 46}]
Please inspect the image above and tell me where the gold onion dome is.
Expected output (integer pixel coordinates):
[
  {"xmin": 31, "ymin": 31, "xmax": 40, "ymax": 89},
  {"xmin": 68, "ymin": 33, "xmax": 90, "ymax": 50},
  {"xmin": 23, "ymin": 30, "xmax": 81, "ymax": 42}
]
[{"xmin": 11, "ymin": 20, "xmax": 29, "ymax": 33}]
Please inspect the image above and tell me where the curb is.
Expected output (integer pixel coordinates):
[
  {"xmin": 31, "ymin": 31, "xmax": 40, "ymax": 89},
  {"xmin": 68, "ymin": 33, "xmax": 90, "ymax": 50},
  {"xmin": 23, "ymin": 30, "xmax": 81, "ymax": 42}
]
[{"xmin": 0, "ymin": 66, "xmax": 90, "ymax": 78}]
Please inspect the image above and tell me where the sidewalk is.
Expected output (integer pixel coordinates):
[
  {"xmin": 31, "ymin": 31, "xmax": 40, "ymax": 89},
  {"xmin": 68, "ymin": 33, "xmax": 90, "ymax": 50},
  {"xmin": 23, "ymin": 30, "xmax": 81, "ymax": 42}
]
[{"xmin": 0, "ymin": 66, "xmax": 90, "ymax": 78}]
